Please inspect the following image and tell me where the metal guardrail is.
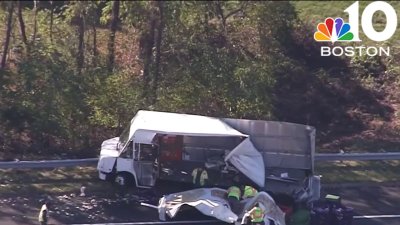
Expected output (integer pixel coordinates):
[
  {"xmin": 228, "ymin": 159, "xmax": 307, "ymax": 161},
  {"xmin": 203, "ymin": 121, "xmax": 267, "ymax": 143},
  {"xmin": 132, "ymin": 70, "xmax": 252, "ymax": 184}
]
[
  {"xmin": 0, "ymin": 153, "xmax": 400, "ymax": 169},
  {"xmin": 0, "ymin": 158, "xmax": 98, "ymax": 169},
  {"xmin": 315, "ymin": 152, "xmax": 400, "ymax": 161}
]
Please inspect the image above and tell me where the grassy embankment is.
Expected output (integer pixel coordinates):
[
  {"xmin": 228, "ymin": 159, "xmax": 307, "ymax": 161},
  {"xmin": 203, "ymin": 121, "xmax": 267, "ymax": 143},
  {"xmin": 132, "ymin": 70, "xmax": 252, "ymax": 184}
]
[
  {"xmin": 0, "ymin": 167, "xmax": 109, "ymax": 196},
  {"xmin": 1, "ymin": 161, "xmax": 400, "ymax": 196},
  {"xmin": 295, "ymin": 1, "xmax": 400, "ymax": 153},
  {"xmin": 294, "ymin": 1, "xmax": 400, "ymax": 183},
  {"xmin": 316, "ymin": 160, "xmax": 400, "ymax": 183}
]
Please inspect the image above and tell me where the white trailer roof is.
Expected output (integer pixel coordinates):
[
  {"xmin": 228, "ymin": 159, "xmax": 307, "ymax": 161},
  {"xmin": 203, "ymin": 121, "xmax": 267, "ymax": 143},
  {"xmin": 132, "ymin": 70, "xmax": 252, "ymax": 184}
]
[{"xmin": 128, "ymin": 110, "xmax": 246, "ymax": 141}]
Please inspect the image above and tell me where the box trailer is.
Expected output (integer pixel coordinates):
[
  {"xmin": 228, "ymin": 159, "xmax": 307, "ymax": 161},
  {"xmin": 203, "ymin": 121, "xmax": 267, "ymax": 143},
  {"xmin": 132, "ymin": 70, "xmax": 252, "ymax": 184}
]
[{"xmin": 97, "ymin": 110, "xmax": 320, "ymax": 202}]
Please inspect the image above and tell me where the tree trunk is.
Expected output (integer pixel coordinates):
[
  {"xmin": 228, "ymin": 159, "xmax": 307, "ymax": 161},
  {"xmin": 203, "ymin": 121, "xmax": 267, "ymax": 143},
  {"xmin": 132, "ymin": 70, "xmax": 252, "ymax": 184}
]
[
  {"xmin": 107, "ymin": 0, "xmax": 120, "ymax": 73},
  {"xmin": 1, "ymin": 2, "xmax": 14, "ymax": 69},
  {"xmin": 215, "ymin": 1, "xmax": 227, "ymax": 32},
  {"xmin": 49, "ymin": 0, "xmax": 54, "ymax": 43},
  {"xmin": 204, "ymin": 3, "xmax": 211, "ymax": 34},
  {"xmin": 141, "ymin": 17, "xmax": 156, "ymax": 103},
  {"xmin": 31, "ymin": 0, "xmax": 38, "ymax": 45},
  {"xmin": 151, "ymin": 1, "xmax": 164, "ymax": 105},
  {"xmin": 17, "ymin": 1, "xmax": 28, "ymax": 50},
  {"xmin": 92, "ymin": 25, "xmax": 97, "ymax": 66},
  {"xmin": 215, "ymin": 2, "xmax": 245, "ymax": 42},
  {"xmin": 86, "ymin": 23, "xmax": 90, "ymax": 47},
  {"xmin": 77, "ymin": 15, "xmax": 85, "ymax": 73}
]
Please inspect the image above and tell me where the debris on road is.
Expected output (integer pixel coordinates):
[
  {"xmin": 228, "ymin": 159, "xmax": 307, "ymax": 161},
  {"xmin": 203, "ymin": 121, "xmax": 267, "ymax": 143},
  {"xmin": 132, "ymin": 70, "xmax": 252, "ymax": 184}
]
[{"xmin": 158, "ymin": 188, "xmax": 286, "ymax": 225}]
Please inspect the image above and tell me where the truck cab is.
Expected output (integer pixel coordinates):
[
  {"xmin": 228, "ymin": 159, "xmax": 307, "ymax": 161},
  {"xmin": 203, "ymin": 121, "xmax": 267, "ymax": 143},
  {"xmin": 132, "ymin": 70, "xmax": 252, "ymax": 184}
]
[{"xmin": 97, "ymin": 129, "xmax": 160, "ymax": 188}]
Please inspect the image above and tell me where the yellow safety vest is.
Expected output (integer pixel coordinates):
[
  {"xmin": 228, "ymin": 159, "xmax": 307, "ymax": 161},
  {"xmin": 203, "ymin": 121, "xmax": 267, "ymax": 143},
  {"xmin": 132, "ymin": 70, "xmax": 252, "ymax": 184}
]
[
  {"xmin": 227, "ymin": 186, "xmax": 241, "ymax": 200},
  {"xmin": 192, "ymin": 168, "xmax": 208, "ymax": 186},
  {"xmin": 38, "ymin": 204, "xmax": 48, "ymax": 222},
  {"xmin": 250, "ymin": 207, "xmax": 264, "ymax": 223},
  {"xmin": 243, "ymin": 186, "xmax": 258, "ymax": 199}
]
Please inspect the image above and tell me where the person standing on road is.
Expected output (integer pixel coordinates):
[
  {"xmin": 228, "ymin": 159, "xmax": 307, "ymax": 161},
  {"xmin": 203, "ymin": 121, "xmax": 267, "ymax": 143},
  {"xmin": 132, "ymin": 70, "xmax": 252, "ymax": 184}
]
[
  {"xmin": 227, "ymin": 185, "xmax": 241, "ymax": 214},
  {"xmin": 38, "ymin": 201, "xmax": 49, "ymax": 225},
  {"xmin": 242, "ymin": 185, "xmax": 258, "ymax": 200}
]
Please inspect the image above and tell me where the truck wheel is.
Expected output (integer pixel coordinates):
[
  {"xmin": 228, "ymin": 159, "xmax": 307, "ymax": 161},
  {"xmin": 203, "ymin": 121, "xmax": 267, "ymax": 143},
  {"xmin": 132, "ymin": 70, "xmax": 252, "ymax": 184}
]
[{"xmin": 114, "ymin": 173, "xmax": 133, "ymax": 187}]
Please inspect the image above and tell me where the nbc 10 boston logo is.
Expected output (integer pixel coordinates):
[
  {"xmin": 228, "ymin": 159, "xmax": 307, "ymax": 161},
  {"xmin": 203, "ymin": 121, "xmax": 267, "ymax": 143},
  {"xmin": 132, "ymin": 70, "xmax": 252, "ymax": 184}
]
[{"xmin": 314, "ymin": 1, "xmax": 398, "ymax": 57}]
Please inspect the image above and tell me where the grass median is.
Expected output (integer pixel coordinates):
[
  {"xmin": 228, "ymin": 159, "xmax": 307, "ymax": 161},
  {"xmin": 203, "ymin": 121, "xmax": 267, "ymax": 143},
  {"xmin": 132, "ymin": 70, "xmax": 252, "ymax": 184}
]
[
  {"xmin": 0, "ymin": 167, "xmax": 114, "ymax": 196},
  {"xmin": 316, "ymin": 160, "xmax": 400, "ymax": 183},
  {"xmin": 0, "ymin": 161, "xmax": 400, "ymax": 196}
]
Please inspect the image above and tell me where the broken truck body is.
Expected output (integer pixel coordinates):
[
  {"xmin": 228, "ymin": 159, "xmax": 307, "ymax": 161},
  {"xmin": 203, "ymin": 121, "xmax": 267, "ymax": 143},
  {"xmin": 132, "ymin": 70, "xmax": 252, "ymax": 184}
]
[{"xmin": 97, "ymin": 110, "xmax": 320, "ymax": 201}]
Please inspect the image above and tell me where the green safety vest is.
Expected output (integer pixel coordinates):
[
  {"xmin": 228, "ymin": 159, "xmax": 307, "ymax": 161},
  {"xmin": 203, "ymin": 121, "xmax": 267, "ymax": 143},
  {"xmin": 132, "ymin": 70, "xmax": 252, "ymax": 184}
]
[
  {"xmin": 325, "ymin": 194, "xmax": 340, "ymax": 202},
  {"xmin": 243, "ymin": 186, "xmax": 258, "ymax": 199},
  {"xmin": 250, "ymin": 207, "xmax": 264, "ymax": 223},
  {"xmin": 227, "ymin": 186, "xmax": 241, "ymax": 200}
]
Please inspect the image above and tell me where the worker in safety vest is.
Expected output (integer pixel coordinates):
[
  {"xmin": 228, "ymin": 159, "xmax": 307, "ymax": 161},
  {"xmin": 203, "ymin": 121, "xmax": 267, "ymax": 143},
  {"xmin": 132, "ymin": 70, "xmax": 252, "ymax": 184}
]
[
  {"xmin": 242, "ymin": 203, "xmax": 265, "ymax": 225},
  {"xmin": 38, "ymin": 201, "xmax": 49, "ymax": 225},
  {"xmin": 242, "ymin": 185, "xmax": 258, "ymax": 199},
  {"xmin": 227, "ymin": 185, "xmax": 241, "ymax": 214},
  {"xmin": 227, "ymin": 185, "xmax": 241, "ymax": 200},
  {"xmin": 191, "ymin": 167, "xmax": 208, "ymax": 187}
]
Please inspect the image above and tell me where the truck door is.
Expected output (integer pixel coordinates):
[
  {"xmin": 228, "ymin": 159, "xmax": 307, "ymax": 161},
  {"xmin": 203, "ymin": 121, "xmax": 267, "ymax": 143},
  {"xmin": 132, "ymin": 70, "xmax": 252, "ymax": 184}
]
[{"xmin": 134, "ymin": 143, "xmax": 158, "ymax": 187}]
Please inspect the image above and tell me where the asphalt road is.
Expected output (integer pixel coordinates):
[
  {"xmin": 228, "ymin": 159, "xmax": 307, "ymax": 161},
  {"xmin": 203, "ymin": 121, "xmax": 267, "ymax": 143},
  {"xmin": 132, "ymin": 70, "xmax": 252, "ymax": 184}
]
[
  {"xmin": 72, "ymin": 219, "xmax": 400, "ymax": 225},
  {"xmin": 322, "ymin": 182, "xmax": 400, "ymax": 225},
  {"xmin": 354, "ymin": 218, "xmax": 400, "ymax": 225},
  {"xmin": 0, "ymin": 181, "xmax": 399, "ymax": 225}
]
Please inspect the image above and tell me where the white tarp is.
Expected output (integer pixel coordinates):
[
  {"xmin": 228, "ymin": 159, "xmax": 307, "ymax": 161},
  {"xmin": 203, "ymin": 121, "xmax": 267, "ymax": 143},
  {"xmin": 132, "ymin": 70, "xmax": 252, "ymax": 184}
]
[
  {"xmin": 159, "ymin": 188, "xmax": 238, "ymax": 223},
  {"xmin": 225, "ymin": 138, "xmax": 265, "ymax": 187},
  {"xmin": 158, "ymin": 188, "xmax": 286, "ymax": 225}
]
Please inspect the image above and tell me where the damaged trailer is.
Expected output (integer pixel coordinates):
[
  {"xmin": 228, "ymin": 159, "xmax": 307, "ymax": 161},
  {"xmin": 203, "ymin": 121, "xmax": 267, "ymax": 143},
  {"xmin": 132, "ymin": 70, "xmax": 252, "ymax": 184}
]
[
  {"xmin": 222, "ymin": 117, "xmax": 320, "ymax": 203},
  {"xmin": 97, "ymin": 110, "xmax": 320, "ymax": 222}
]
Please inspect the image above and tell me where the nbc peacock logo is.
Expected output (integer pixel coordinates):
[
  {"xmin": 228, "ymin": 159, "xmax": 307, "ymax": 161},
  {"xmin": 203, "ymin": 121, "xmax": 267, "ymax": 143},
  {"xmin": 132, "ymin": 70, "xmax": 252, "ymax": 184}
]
[
  {"xmin": 314, "ymin": 1, "xmax": 397, "ymax": 57},
  {"xmin": 314, "ymin": 17, "xmax": 354, "ymax": 43}
]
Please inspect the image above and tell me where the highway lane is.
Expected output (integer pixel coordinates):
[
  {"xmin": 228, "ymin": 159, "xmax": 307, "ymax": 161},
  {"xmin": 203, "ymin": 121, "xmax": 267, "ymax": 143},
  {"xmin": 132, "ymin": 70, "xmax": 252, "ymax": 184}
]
[
  {"xmin": 70, "ymin": 220, "xmax": 222, "ymax": 225},
  {"xmin": 321, "ymin": 182, "xmax": 400, "ymax": 225},
  {"xmin": 1, "ymin": 194, "xmax": 399, "ymax": 225},
  {"xmin": 0, "ymin": 175, "xmax": 398, "ymax": 225},
  {"xmin": 69, "ymin": 217, "xmax": 400, "ymax": 225},
  {"xmin": 1, "ymin": 217, "xmax": 398, "ymax": 225},
  {"xmin": 353, "ymin": 217, "xmax": 400, "ymax": 225}
]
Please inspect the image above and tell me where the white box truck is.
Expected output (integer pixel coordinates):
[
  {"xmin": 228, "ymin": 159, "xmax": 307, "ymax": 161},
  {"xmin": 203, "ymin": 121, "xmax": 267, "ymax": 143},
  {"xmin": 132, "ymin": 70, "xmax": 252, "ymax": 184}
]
[{"xmin": 97, "ymin": 110, "xmax": 320, "ymax": 202}]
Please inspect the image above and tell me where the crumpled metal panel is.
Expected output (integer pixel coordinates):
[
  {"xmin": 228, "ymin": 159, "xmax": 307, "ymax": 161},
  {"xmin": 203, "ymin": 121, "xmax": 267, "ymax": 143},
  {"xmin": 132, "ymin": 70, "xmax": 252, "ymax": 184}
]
[
  {"xmin": 159, "ymin": 188, "xmax": 238, "ymax": 223},
  {"xmin": 222, "ymin": 118, "xmax": 315, "ymax": 170},
  {"xmin": 158, "ymin": 188, "xmax": 286, "ymax": 225}
]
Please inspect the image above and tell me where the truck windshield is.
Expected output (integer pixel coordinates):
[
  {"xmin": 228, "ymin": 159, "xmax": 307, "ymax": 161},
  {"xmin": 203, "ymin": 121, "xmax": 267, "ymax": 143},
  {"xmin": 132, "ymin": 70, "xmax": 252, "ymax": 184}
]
[{"xmin": 118, "ymin": 124, "xmax": 131, "ymax": 152}]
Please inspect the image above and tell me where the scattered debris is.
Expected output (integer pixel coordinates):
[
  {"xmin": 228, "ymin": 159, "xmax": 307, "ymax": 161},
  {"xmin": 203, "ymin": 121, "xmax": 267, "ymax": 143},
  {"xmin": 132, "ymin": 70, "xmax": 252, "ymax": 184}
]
[{"xmin": 80, "ymin": 185, "xmax": 86, "ymax": 197}]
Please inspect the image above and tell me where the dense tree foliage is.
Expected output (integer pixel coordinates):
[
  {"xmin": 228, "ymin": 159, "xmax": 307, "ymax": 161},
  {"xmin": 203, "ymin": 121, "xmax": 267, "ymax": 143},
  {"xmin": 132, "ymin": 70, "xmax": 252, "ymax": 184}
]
[{"xmin": 0, "ymin": 1, "xmax": 398, "ymax": 159}]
